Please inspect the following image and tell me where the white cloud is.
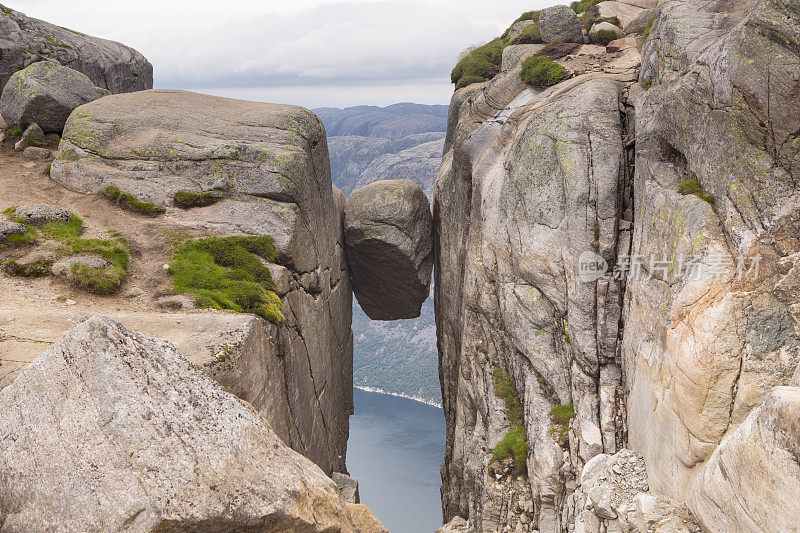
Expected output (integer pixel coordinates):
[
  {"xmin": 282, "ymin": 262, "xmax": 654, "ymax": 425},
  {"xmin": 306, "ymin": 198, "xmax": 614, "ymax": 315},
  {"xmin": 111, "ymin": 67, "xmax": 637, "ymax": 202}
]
[{"xmin": 11, "ymin": 0, "xmax": 555, "ymax": 107}]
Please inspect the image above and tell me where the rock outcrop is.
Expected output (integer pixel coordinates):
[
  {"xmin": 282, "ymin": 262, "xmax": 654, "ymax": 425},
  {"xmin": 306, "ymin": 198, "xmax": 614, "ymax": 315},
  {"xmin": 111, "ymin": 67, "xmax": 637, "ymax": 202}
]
[
  {"xmin": 345, "ymin": 179, "xmax": 433, "ymax": 320},
  {"xmin": 434, "ymin": 0, "xmax": 800, "ymax": 530},
  {"xmin": 0, "ymin": 317, "xmax": 357, "ymax": 532},
  {"xmin": 0, "ymin": 4, "xmax": 152, "ymax": 94},
  {"xmin": 538, "ymin": 5, "xmax": 584, "ymax": 44},
  {"xmin": 1, "ymin": 62, "xmax": 99, "ymax": 132},
  {"xmin": 49, "ymin": 89, "xmax": 353, "ymax": 476}
]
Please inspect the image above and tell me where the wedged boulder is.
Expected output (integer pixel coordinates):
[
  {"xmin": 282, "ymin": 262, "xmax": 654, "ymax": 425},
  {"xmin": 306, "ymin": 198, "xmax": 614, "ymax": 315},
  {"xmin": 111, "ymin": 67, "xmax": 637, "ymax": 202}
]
[
  {"xmin": 689, "ymin": 386, "xmax": 800, "ymax": 532},
  {"xmin": 345, "ymin": 179, "xmax": 433, "ymax": 320},
  {"xmin": 0, "ymin": 4, "xmax": 152, "ymax": 94},
  {"xmin": 539, "ymin": 5, "xmax": 584, "ymax": 44},
  {"xmin": 0, "ymin": 61, "xmax": 99, "ymax": 132},
  {"xmin": 0, "ymin": 316, "xmax": 356, "ymax": 532}
]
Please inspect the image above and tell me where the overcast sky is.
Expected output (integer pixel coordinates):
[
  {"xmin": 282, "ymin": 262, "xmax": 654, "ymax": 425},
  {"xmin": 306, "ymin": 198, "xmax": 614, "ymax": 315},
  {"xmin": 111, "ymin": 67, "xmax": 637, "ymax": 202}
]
[{"xmin": 12, "ymin": 0, "xmax": 553, "ymax": 108}]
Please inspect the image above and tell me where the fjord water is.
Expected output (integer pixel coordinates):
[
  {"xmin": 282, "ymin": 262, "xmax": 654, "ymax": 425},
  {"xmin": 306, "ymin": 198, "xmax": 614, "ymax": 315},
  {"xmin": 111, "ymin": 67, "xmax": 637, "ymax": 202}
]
[{"xmin": 347, "ymin": 387, "xmax": 445, "ymax": 532}]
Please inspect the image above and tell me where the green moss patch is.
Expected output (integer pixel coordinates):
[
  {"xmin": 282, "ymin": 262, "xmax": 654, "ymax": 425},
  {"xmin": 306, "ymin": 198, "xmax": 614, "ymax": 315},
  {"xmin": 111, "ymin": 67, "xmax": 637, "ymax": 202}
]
[
  {"xmin": 514, "ymin": 10, "xmax": 540, "ymax": 24},
  {"xmin": 452, "ymin": 38, "xmax": 506, "ymax": 90},
  {"xmin": 550, "ymin": 403, "xmax": 574, "ymax": 447},
  {"xmin": 492, "ymin": 368, "xmax": 528, "ymax": 473},
  {"xmin": 492, "ymin": 426, "xmax": 528, "ymax": 472},
  {"xmin": 6, "ymin": 126, "xmax": 23, "ymax": 137},
  {"xmin": 521, "ymin": 56, "xmax": 567, "ymax": 88},
  {"xmin": 510, "ymin": 24, "xmax": 542, "ymax": 45},
  {"xmin": 591, "ymin": 29, "xmax": 619, "ymax": 46},
  {"xmin": 3, "ymin": 258, "xmax": 52, "ymax": 277},
  {"xmin": 571, "ymin": 0, "xmax": 602, "ymax": 14},
  {"xmin": 40, "ymin": 212, "xmax": 84, "ymax": 240},
  {"xmin": 174, "ymin": 191, "xmax": 221, "ymax": 209},
  {"xmin": 678, "ymin": 178, "xmax": 715, "ymax": 205},
  {"xmin": 167, "ymin": 235, "xmax": 284, "ymax": 324},
  {"xmin": 643, "ymin": 17, "xmax": 654, "ymax": 40},
  {"xmin": 104, "ymin": 186, "xmax": 166, "ymax": 217}
]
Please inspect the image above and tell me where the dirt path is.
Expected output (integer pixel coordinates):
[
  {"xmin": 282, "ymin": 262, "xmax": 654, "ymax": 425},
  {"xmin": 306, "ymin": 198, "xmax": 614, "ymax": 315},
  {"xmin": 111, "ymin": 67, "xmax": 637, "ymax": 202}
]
[{"xmin": 0, "ymin": 138, "xmax": 240, "ymax": 386}]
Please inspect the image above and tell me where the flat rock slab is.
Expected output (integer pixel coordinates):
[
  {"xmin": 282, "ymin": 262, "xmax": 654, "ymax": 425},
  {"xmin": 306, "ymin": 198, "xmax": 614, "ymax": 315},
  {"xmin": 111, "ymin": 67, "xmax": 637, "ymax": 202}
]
[
  {"xmin": 0, "ymin": 220, "xmax": 25, "ymax": 241},
  {"xmin": 0, "ymin": 316, "xmax": 355, "ymax": 531},
  {"xmin": 345, "ymin": 179, "xmax": 433, "ymax": 320}
]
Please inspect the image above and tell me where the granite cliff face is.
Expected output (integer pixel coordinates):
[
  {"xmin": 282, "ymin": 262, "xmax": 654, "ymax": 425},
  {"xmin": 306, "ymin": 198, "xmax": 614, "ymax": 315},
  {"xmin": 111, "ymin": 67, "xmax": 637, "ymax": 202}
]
[{"xmin": 434, "ymin": 0, "xmax": 800, "ymax": 530}]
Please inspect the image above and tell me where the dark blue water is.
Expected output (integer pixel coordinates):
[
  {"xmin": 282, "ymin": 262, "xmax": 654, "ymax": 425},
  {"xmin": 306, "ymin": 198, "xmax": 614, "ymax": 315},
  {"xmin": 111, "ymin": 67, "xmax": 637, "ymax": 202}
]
[{"xmin": 347, "ymin": 388, "xmax": 445, "ymax": 533}]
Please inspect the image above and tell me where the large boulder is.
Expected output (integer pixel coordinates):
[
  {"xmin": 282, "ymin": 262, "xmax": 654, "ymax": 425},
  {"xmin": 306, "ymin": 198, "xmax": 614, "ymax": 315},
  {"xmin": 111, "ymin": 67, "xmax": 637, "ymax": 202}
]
[
  {"xmin": 539, "ymin": 5, "xmax": 584, "ymax": 44},
  {"xmin": 49, "ymin": 89, "xmax": 354, "ymax": 477},
  {"xmin": 345, "ymin": 179, "xmax": 433, "ymax": 320},
  {"xmin": 0, "ymin": 4, "xmax": 152, "ymax": 94},
  {"xmin": 0, "ymin": 61, "xmax": 99, "ymax": 132},
  {"xmin": 0, "ymin": 316, "xmax": 357, "ymax": 532}
]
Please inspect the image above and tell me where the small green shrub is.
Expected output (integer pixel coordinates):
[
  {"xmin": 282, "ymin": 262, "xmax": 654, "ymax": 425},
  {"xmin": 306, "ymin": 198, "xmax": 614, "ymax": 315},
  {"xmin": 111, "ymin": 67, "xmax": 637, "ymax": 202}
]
[
  {"xmin": 494, "ymin": 369, "xmax": 524, "ymax": 426},
  {"xmin": 571, "ymin": 0, "xmax": 602, "ymax": 14},
  {"xmin": 492, "ymin": 426, "xmax": 528, "ymax": 473},
  {"xmin": 520, "ymin": 56, "xmax": 567, "ymax": 88},
  {"xmin": 678, "ymin": 178, "xmax": 715, "ymax": 205},
  {"xmin": 451, "ymin": 38, "xmax": 506, "ymax": 89},
  {"xmin": 69, "ymin": 262, "xmax": 126, "ymax": 294},
  {"xmin": 3, "ymin": 258, "xmax": 52, "ymax": 277},
  {"xmin": 643, "ymin": 17, "xmax": 654, "ymax": 40},
  {"xmin": 514, "ymin": 10, "xmax": 540, "ymax": 23},
  {"xmin": 5, "ymin": 224, "xmax": 38, "ymax": 246},
  {"xmin": 104, "ymin": 186, "xmax": 165, "ymax": 217},
  {"xmin": 168, "ymin": 235, "xmax": 284, "ymax": 324},
  {"xmin": 6, "ymin": 126, "xmax": 23, "ymax": 137},
  {"xmin": 550, "ymin": 403, "xmax": 574, "ymax": 447},
  {"xmin": 591, "ymin": 29, "xmax": 619, "ymax": 46},
  {"xmin": 174, "ymin": 191, "xmax": 221, "ymax": 209},
  {"xmin": 510, "ymin": 24, "xmax": 542, "ymax": 45},
  {"xmin": 0, "ymin": 6, "xmax": 12, "ymax": 15},
  {"xmin": 44, "ymin": 163, "xmax": 51, "ymax": 177},
  {"xmin": 454, "ymin": 75, "xmax": 487, "ymax": 90}
]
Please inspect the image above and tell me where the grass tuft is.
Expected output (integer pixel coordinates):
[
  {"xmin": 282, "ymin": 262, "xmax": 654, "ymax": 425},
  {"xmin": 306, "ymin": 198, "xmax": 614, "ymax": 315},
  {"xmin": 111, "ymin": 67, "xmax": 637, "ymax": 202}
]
[
  {"xmin": 571, "ymin": 0, "xmax": 602, "ymax": 14},
  {"xmin": 492, "ymin": 426, "xmax": 528, "ymax": 473},
  {"xmin": 492, "ymin": 368, "xmax": 528, "ymax": 473},
  {"xmin": 514, "ymin": 10, "xmax": 540, "ymax": 24},
  {"xmin": 3, "ymin": 258, "xmax": 52, "ymax": 277},
  {"xmin": 550, "ymin": 403, "xmax": 575, "ymax": 447},
  {"xmin": 643, "ymin": 17, "xmax": 654, "ymax": 41},
  {"xmin": 168, "ymin": 235, "xmax": 284, "ymax": 324},
  {"xmin": 510, "ymin": 24, "xmax": 542, "ymax": 45},
  {"xmin": 174, "ymin": 191, "xmax": 221, "ymax": 209},
  {"xmin": 678, "ymin": 178, "xmax": 715, "ymax": 205},
  {"xmin": 452, "ymin": 38, "xmax": 506, "ymax": 90},
  {"xmin": 6, "ymin": 126, "xmax": 23, "ymax": 137},
  {"xmin": 104, "ymin": 186, "xmax": 166, "ymax": 217},
  {"xmin": 40, "ymin": 212, "xmax": 84, "ymax": 240},
  {"xmin": 591, "ymin": 29, "xmax": 619, "ymax": 46},
  {"xmin": 520, "ymin": 56, "xmax": 567, "ymax": 88}
]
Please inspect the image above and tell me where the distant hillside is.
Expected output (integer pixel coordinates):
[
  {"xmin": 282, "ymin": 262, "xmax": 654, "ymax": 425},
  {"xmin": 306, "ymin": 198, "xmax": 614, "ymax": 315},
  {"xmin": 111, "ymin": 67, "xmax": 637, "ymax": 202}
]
[
  {"xmin": 315, "ymin": 103, "xmax": 444, "ymax": 404},
  {"xmin": 314, "ymin": 103, "xmax": 447, "ymax": 197}
]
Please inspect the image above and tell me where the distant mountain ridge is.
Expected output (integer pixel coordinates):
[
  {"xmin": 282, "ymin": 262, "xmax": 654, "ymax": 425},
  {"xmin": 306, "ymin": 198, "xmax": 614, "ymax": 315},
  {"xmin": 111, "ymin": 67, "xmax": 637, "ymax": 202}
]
[{"xmin": 313, "ymin": 103, "xmax": 447, "ymax": 197}]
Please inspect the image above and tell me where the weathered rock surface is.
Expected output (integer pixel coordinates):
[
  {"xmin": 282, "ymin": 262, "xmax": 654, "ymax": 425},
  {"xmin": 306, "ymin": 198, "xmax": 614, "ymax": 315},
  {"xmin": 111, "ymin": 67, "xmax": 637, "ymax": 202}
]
[
  {"xmin": 435, "ymin": 0, "xmax": 800, "ymax": 531},
  {"xmin": 539, "ymin": 5, "xmax": 584, "ymax": 44},
  {"xmin": 345, "ymin": 179, "xmax": 433, "ymax": 320},
  {"xmin": 14, "ymin": 203, "xmax": 70, "ymax": 225},
  {"xmin": 436, "ymin": 69, "xmax": 631, "ymax": 531},
  {"xmin": 346, "ymin": 504, "xmax": 389, "ymax": 533},
  {"xmin": 0, "ymin": 4, "xmax": 153, "ymax": 94},
  {"xmin": 690, "ymin": 387, "xmax": 800, "ymax": 532},
  {"xmin": 0, "ymin": 316, "xmax": 357, "ymax": 532},
  {"xmin": 625, "ymin": 0, "xmax": 800, "ymax": 514},
  {"xmin": 0, "ymin": 61, "xmax": 99, "ymax": 132},
  {"xmin": 21, "ymin": 146, "xmax": 50, "ymax": 160},
  {"xmin": 49, "ymin": 89, "xmax": 354, "ymax": 476},
  {"xmin": 333, "ymin": 472, "xmax": 360, "ymax": 504}
]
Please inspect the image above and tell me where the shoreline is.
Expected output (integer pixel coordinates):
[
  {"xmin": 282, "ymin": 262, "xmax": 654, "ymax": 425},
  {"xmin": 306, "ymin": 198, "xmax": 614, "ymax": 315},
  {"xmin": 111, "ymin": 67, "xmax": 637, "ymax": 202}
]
[{"xmin": 354, "ymin": 385, "xmax": 443, "ymax": 409}]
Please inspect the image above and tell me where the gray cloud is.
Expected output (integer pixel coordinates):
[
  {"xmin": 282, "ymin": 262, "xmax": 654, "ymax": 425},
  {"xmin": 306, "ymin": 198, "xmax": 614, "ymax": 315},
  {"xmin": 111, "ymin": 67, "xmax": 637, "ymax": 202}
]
[{"xmin": 13, "ymin": 0, "xmax": 553, "ymax": 106}]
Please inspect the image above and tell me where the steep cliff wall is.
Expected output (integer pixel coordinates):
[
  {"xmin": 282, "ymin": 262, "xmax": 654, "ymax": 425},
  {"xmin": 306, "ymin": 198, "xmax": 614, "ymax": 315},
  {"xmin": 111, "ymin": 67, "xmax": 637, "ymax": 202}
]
[{"xmin": 435, "ymin": 0, "xmax": 800, "ymax": 530}]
